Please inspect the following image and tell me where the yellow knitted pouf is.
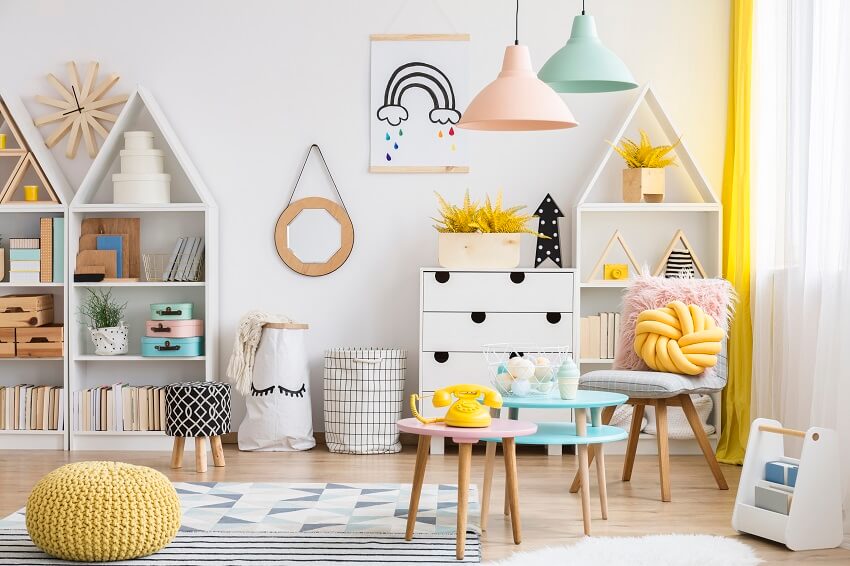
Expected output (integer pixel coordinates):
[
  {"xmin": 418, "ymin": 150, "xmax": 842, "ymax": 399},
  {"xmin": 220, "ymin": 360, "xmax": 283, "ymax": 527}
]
[{"xmin": 26, "ymin": 461, "xmax": 180, "ymax": 562}]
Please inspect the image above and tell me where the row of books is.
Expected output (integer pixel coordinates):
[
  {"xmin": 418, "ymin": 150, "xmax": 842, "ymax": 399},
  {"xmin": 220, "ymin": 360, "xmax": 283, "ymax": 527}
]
[
  {"xmin": 72, "ymin": 384, "xmax": 167, "ymax": 432},
  {"xmin": 580, "ymin": 312, "xmax": 622, "ymax": 360},
  {"xmin": 7, "ymin": 218, "xmax": 64, "ymax": 283},
  {"xmin": 163, "ymin": 237, "xmax": 204, "ymax": 282},
  {"xmin": 0, "ymin": 385, "xmax": 65, "ymax": 431}
]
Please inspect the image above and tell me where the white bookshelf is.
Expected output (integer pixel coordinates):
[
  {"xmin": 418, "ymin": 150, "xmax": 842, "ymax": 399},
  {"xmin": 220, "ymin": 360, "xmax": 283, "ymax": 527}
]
[
  {"xmin": 574, "ymin": 84, "xmax": 723, "ymax": 455},
  {"xmin": 0, "ymin": 91, "xmax": 73, "ymax": 451},
  {"xmin": 68, "ymin": 86, "xmax": 218, "ymax": 451}
]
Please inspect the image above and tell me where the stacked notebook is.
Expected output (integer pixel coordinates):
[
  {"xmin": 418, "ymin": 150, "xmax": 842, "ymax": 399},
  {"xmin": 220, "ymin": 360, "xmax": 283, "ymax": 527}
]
[
  {"xmin": 0, "ymin": 385, "xmax": 64, "ymax": 431},
  {"xmin": 6, "ymin": 217, "xmax": 64, "ymax": 283},
  {"xmin": 162, "ymin": 237, "xmax": 204, "ymax": 282},
  {"xmin": 580, "ymin": 312, "xmax": 621, "ymax": 360},
  {"xmin": 72, "ymin": 384, "xmax": 167, "ymax": 432}
]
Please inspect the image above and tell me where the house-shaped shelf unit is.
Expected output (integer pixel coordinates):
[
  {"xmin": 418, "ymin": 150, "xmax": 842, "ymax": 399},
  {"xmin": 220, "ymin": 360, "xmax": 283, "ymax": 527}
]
[
  {"xmin": 0, "ymin": 90, "xmax": 73, "ymax": 451},
  {"xmin": 574, "ymin": 84, "xmax": 723, "ymax": 454},
  {"xmin": 69, "ymin": 86, "xmax": 218, "ymax": 451}
]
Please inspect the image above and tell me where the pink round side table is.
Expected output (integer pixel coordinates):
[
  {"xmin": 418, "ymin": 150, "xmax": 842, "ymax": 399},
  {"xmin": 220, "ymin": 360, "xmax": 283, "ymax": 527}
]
[{"xmin": 397, "ymin": 417, "xmax": 537, "ymax": 560}]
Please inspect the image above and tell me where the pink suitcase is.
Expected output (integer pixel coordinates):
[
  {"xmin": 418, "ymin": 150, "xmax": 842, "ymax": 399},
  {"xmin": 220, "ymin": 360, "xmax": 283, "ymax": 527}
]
[{"xmin": 144, "ymin": 319, "xmax": 204, "ymax": 338}]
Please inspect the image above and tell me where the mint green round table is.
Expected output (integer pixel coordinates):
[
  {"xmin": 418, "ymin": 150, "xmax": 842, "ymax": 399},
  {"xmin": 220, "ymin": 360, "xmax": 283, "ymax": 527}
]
[{"xmin": 481, "ymin": 390, "xmax": 628, "ymax": 536}]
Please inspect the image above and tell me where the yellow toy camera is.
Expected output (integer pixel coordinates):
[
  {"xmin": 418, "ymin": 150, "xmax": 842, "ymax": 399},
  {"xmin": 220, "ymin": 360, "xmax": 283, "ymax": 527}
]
[
  {"xmin": 604, "ymin": 263, "xmax": 629, "ymax": 280},
  {"xmin": 410, "ymin": 384, "xmax": 503, "ymax": 428}
]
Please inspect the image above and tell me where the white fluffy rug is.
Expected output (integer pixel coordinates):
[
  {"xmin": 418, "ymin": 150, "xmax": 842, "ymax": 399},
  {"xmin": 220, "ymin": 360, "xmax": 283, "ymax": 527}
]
[{"xmin": 487, "ymin": 534, "xmax": 762, "ymax": 566}]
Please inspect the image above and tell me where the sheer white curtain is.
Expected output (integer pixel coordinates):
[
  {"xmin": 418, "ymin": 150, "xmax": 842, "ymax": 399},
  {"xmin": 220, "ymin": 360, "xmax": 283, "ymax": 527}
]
[{"xmin": 751, "ymin": 0, "xmax": 850, "ymax": 544}]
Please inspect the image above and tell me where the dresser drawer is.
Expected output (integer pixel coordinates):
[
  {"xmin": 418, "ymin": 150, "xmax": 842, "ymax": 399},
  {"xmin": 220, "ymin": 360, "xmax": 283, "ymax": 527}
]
[
  {"xmin": 421, "ymin": 351, "xmax": 490, "ymax": 391},
  {"xmin": 423, "ymin": 270, "xmax": 574, "ymax": 313},
  {"xmin": 422, "ymin": 312, "xmax": 573, "ymax": 352}
]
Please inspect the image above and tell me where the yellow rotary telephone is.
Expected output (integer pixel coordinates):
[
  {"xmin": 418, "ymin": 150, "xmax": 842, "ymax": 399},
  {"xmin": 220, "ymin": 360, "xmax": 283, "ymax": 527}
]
[{"xmin": 410, "ymin": 384, "xmax": 503, "ymax": 428}]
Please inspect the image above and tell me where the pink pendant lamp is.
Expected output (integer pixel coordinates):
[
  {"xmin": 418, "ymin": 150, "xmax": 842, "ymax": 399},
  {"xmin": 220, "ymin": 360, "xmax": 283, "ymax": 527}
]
[{"xmin": 458, "ymin": 1, "xmax": 578, "ymax": 131}]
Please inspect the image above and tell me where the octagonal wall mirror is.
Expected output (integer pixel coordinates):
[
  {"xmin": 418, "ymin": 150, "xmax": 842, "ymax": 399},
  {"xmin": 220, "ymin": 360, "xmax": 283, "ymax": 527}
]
[{"xmin": 275, "ymin": 196, "xmax": 354, "ymax": 276}]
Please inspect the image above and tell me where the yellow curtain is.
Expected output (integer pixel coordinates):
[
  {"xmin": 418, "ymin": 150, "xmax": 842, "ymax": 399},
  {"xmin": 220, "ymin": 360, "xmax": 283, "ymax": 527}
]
[{"xmin": 717, "ymin": 0, "xmax": 753, "ymax": 465}]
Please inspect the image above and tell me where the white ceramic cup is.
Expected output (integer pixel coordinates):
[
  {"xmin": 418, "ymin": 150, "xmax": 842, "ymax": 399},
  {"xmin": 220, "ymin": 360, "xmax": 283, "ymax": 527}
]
[{"xmin": 558, "ymin": 376, "xmax": 580, "ymax": 400}]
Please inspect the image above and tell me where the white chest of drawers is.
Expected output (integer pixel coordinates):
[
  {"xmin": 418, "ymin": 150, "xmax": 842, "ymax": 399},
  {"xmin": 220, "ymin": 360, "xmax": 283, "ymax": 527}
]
[{"xmin": 419, "ymin": 268, "xmax": 578, "ymax": 453}]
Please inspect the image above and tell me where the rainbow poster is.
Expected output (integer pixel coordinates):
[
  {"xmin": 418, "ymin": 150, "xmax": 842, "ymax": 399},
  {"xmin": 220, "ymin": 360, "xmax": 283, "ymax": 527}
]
[{"xmin": 369, "ymin": 34, "xmax": 469, "ymax": 173}]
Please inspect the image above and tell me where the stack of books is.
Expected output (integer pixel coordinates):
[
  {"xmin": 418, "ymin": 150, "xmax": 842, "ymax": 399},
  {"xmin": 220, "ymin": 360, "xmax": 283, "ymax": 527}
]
[
  {"xmin": 580, "ymin": 312, "xmax": 621, "ymax": 360},
  {"xmin": 0, "ymin": 385, "xmax": 64, "ymax": 430},
  {"xmin": 72, "ymin": 384, "xmax": 167, "ymax": 432},
  {"xmin": 162, "ymin": 237, "xmax": 204, "ymax": 282},
  {"xmin": 6, "ymin": 217, "xmax": 64, "ymax": 283}
]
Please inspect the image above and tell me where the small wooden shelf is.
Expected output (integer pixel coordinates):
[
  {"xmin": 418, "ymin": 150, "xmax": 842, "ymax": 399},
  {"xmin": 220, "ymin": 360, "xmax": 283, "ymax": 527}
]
[
  {"xmin": 0, "ymin": 282, "xmax": 64, "ymax": 288},
  {"xmin": 74, "ymin": 355, "xmax": 206, "ymax": 362},
  {"xmin": 0, "ymin": 429, "xmax": 64, "ymax": 435},
  {"xmin": 72, "ymin": 203, "xmax": 205, "ymax": 213},
  {"xmin": 0, "ymin": 203, "xmax": 65, "ymax": 213},
  {"xmin": 0, "ymin": 357, "xmax": 64, "ymax": 362},
  {"xmin": 72, "ymin": 281, "xmax": 206, "ymax": 288},
  {"xmin": 578, "ymin": 203, "xmax": 720, "ymax": 213}
]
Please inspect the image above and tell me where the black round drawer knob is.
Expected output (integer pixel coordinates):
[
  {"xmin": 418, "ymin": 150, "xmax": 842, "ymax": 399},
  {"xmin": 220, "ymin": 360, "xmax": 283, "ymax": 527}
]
[
  {"xmin": 435, "ymin": 272, "xmax": 450, "ymax": 283},
  {"xmin": 546, "ymin": 312, "xmax": 562, "ymax": 324},
  {"xmin": 510, "ymin": 272, "xmax": 525, "ymax": 284},
  {"xmin": 434, "ymin": 352, "xmax": 449, "ymax": 363},
  {"xmin": 471, "ymin": 312, "xmax": 487, "ymax": 324}
]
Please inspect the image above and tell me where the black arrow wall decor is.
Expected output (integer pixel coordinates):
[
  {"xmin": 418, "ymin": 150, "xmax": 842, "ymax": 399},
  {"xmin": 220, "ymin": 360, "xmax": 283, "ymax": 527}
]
[{"xmin": 534, "ymin": 193, "xmax": 564, "ymax": 268}]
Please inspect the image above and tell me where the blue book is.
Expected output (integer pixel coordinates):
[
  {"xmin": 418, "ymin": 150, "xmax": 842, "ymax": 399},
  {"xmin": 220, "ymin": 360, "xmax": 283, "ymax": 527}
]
[
  {"xmin": 10, "ymin": 249, "xmax": 40, "ymax": 261},
  {"xmin": 52, "ymin": 218, "xmax": 64, "ymax": 283},
  {"xmin": 96, "ymin": 235, "xmax": 123, "ymax": 278}
]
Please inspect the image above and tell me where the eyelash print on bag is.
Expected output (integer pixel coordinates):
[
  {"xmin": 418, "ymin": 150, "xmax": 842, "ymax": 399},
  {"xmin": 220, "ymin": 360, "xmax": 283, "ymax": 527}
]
[
  {"xmin": 251, "ymin": 384, "xmax": 275, "ymax": 397},
  {"xmin": 279, "ymin": 384, "xmax": 306, "ymax": 397}
]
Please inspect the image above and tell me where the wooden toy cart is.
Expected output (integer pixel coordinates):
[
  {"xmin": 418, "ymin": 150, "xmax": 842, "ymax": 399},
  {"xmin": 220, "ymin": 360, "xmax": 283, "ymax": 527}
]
[{"xmin": 732, "ymin": 417, "xmax": 843, "ymax": 550}]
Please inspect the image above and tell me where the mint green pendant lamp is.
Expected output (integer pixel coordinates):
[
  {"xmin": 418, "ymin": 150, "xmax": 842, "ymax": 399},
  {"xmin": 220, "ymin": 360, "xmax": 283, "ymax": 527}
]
[{"xmin": 538, "ymin": 0, "xmax": 638, "ymax": 93}]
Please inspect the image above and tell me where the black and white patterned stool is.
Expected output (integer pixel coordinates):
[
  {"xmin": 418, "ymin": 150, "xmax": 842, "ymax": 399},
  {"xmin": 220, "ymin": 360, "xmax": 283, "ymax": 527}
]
[{"xmin": 165, "ymin": 381, "xmax": 231, "ymax": 473}]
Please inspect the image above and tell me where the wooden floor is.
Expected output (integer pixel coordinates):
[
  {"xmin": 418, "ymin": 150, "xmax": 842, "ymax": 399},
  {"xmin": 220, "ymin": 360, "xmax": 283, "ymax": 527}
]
[{"xmin": 1, "ymin": 445, "xmax": 847, "ymax": 564}]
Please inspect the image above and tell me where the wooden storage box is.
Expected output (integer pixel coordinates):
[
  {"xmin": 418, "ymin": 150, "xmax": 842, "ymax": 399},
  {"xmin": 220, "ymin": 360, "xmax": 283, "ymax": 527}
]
[
  {"xmin": 0, "ymin": 328, "xmax": 15, "ymax": 357},
  {"xmin": 0, "ymin": 294, "xmax": 54, "ymax": 328},
  {"xmin": 437, "ymin": 233, "xmax": 521, "ymax": 269},
  {"xmin": 144, "ymin": 319, "xmax": 204, "ymax": 338},
  {"xmin": 150, "ymin": 302, "xmax": 193, "ymax": 321},
  {"xmin": 15, "ymin": 324, "xmax": 64, "ymax": 358},
  {"xmin": 141, "ymin": 336, "xmax": 203, "ymax": 357}
]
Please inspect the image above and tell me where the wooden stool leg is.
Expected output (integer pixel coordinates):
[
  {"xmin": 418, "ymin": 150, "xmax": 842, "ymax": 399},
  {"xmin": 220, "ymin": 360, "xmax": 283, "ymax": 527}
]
[
  {"xmin": 503, "ymin": 482, "xmax": 510, "ymax": 516},
  {"xmin": 576, "ymin": 409, "xmax": 591, "ymax": 536},
  {"xmin": 457, "ymin": 443, "xmax": 472, "ymax": 560},
  {"xmin": 570, "ymin": 405, "xmax": 616, "ymax": 493},
  {"xmin": 480, "ymin": 441, "xmax": 497, "ymax": 532},
  {"xmin": 503, "ymin": 438, "xmax": 522, "ymax": 545},
  {"xmin": 679, "ymin": 394, "xmax": 728, "ymax": 490},
  {"xmin": 655, "ymin": 401, "xmax": 671, "ymax": 502},
  {"xmin": 405, "ymin": 435, "xmax": 430, "ymax": 541},
  {"xmin": 170, "ymin": 436, "xmax": 185, "ymax": 469},
  {"xmin": 195, "ymin": 437, "xmax": 208, "ymax": 473},
  {"xmin": 210, "ymin": 436, "xmax": 226, "ymax": 467},
  {"xmin": 622, "ymin": 403, "xmax": 645, "ymax": 481},
  {"xmin": 595, "ymin": 444, "xmax": 608, "ymax": 519}
]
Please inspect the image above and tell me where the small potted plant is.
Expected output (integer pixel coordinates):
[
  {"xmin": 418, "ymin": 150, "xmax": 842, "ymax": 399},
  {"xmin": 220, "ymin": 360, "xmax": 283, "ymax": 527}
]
[
  {"xmin": 78, "ymin": 288, "xmax": 129, "ymax": 355},
  {"xmin": 611, "ymin": 129, "xmax": 679, "ymax": 203},
  {"xmin": 433, "ymin": 190, "xmax": 545, "ymax": 268}
]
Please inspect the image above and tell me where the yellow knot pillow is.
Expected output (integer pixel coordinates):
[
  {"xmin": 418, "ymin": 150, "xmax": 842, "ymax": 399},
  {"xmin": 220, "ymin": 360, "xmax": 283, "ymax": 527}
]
[
  {"xmin": 634, "ymin": 300, "xmax": 724, "ymax": 375},
  {"xmin": 26, "ymin": 461, "xmax": 180, "ymax": 562}
]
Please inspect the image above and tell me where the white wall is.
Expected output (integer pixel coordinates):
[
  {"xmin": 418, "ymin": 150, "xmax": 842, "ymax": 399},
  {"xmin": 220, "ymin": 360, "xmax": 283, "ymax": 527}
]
[{"xmin": 0, "ymin": 0, "xmax": 729, "ymax": 430}]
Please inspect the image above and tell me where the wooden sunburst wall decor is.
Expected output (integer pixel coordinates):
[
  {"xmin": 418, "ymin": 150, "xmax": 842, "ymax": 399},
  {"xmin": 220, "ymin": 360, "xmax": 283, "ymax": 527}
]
[{"xmin": 34, "ymin": 61, "xmax": 128, "ymax": 158}]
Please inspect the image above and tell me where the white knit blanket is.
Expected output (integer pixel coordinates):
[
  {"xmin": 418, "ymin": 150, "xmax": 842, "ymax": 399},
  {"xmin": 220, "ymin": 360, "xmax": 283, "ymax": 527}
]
[{"xmin": 226, "ymin": 311, "xmax": 292, "ymax": 396}]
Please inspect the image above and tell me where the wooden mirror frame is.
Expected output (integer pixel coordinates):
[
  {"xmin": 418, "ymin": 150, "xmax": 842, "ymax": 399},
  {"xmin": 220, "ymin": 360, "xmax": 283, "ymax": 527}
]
[{"xmin": 274, "ymin": 196, "xmax": 354, "ymax": 277}]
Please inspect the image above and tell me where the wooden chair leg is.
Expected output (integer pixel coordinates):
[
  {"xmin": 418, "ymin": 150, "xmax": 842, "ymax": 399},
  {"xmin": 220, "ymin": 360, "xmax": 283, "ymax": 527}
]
[
  {"xmin": 170, "ymin": 436, "xmax": 185, "ymax": 469},
  {"xmin": 195, "ymin": 437, "xmax": 208, "ymax": 473},
  {"xmin": 405, "ymin": 435, "xmax": 430, "ymax": 540},
  {"xmin": 480, "ymin": 441, "xmax": 497, "ymax": 532},
  {"xmin": 654, "ymin": 401, "xmax": 671, "ymax": 502},
  {"xmin": 457, "ymin": 443, "xmax": 472, "ymax": 560},
  {"xmin": 504, "ymin": 481, "xmax": 510, "ymax": 516},
  {"xmin": 679, "ymin": 394, "xmax": 728, "ymax": 490},
  {"xmin": 210, "ymin": 435, "xmax": 226, "ymax": 467},
  {"xmin": 622, "ymin": 403, "xmax": 645, "ymax": 481},
  {"xmin": 570, "ymin": 405, "xmax": 616, "ymax": 493}
]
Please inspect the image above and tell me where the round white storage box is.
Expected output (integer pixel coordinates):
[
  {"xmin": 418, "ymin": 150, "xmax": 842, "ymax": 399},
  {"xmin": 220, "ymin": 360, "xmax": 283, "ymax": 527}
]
[
  {"xmin": 124, "ymin": 131, "xmax": 154, "ymax": 150},
  {"xmin": 113, "ymin": 173, "xmax": 171, "ymax": 204},
  {"xmin": 120, "ymin": 149, "xmax": 164, "ymax": 174}
]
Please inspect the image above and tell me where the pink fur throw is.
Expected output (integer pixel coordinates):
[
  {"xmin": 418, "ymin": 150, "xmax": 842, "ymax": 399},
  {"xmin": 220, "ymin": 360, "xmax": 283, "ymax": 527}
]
[{"xmin": 614, "ymin": 276, "xmax": 736, "ymax": 376}]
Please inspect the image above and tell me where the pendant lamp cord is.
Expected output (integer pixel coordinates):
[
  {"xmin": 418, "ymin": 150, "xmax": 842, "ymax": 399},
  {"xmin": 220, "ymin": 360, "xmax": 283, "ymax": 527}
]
[
  {"xmin": 582, "ymin": 0, "xmax": 586, "ymax": 15},
  {"xmin": 514, "ymin": 0, "xmax": 519, "ymax": 45}
]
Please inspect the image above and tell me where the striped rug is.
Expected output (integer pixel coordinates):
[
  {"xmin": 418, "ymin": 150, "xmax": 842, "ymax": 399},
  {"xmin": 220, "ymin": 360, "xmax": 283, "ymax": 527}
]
[{"xmin": 0, "ymin": 530, "xmax": 481, "ymax": 565}]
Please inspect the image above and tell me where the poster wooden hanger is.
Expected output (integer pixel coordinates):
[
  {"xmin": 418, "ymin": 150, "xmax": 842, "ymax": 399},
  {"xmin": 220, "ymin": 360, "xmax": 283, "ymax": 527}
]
[
  {"xmin": 587, "ymin": 230, "xmax": 642, "ymax": 281},
  {"xmin": 653, "ymin": 229, "xmax": 707, "ymax": 278}
]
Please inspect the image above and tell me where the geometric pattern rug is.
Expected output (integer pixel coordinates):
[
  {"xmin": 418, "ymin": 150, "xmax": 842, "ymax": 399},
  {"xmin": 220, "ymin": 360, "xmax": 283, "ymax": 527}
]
[{"xmin": 0, "ymin": 482, "xmax": 480, "ymax": 535}]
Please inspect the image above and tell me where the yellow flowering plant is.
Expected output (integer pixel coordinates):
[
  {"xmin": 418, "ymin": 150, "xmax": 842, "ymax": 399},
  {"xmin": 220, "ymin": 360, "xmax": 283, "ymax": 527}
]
[
  {"xmin": 433, "ymin": 190, "xmax": 547, "ymax": 237},
  {"xmin": 610, "ymin": 129, "xmax": 680, "ymax": 169}
]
